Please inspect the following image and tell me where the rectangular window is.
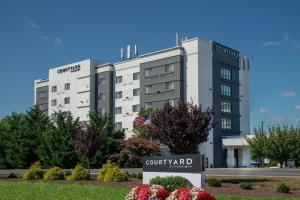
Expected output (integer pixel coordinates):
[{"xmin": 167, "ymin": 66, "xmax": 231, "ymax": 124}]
[
  {"xmin": 115, "ymin": 91, "xmax": 123, "ymax": 99},
  {"xmin": 115, "ymin": 122, "xmax": 122, "ymax": 130},
  {"xmin": 145, "ymin": 85, "xmax": 152, "ymax": 94},
  {"xmin": 221, "ymin": 118, "xmax": 232, "ymax": 130},
  {"xmin": 51, "ymin": 113, "xmax": 57, "ymax": 120},
  {"xmin": 133, "ymin": 88, "xmax": 140, "ymax": 96},
  {"xmin": 132, "ymin": 104, "xmax": 140, "ymax": 112},
  {"xmin": 145, "ymin": 68, "xmax": 152, "ymax": 77},
  {"xmin": 145, "ymin": 102, "xmax": 152, "ymax": 108},
  {"xmin": 65, "ymin": 83, "xmax": 70, "ymax": 90},
  {"xmin": 115, "ymin": 107, "xmax": 122, "ymax": 114},
  {"xmin": 221, "ymin": 101, "xmax": 232, "ymax": 113},
  {"xmin": 165, "ymin": 64, "xmax": 174, "ymax": 73},
  {"xmin": 99, "ymin": 78, "xmax": 106, "ymax": 85},
  {"xmin": 51, "ymin": 99, "xmax": 57, "ymax": 106},
  {"xmin": 99, "ymin": 93, "xmax": 106, "ymax": 100},
  {"xmin": 133, "ymin": 72, "xmax": 140, "ymax": 80},
  {"xmin": 51, "ymin": 85, "xmax": 57, "ymax": 93},
  {"xmin": 116, "ymin": 76, "xmax": 123, "ymax": 84},
  {"xmin": 62, "ymin": 111, "xmax": 71, "ymax": 117},
  {"xmin": 165, "ymin": 82, "xmax": 175, "ymax": 90},
  {"xmin": 221, "ymin": 84, "xmax": 231, "ymax": 96},
  {"xmin": 221, "ymin": 68, "xmax": 232, "ymax": 80},
  {"xmin": 64, "ymin": 97, "xmax": 70, "ymax": 104}
]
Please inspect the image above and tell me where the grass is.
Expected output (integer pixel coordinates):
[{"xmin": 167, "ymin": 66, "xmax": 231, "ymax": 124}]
[
  {"xmin": 206, "ymin": 176, "xmax": 300, "ymax": 190},
  {"xmin": 0, "ymin": 181, "xmax": 299, "ymax": 200}
]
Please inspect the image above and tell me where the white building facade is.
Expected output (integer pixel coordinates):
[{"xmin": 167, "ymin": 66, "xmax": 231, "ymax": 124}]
[{"xmin": 34, "ymin": 35, "xmax": 250, "ymax": 168}]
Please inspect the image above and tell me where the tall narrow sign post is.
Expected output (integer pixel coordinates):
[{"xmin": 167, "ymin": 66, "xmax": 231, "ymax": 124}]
[{"xmin": 143, "ymin": 154, "xmax": 205, "ymax": 188}]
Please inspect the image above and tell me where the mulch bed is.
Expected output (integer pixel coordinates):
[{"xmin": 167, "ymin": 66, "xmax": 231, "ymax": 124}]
[{"xmin": 1, "ymin": 178, "xmax": 300, "ymax": 198}]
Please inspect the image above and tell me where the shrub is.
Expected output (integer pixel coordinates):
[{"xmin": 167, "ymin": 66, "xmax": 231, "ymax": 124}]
[
  {"xmin": 240, "ymin": 182, "xmax": 252, "ymax": 190},
  {"xmin": 207, "ymin": 178, "xmax": 221, "ymax": 187},
  {"xmin": 44, "ymin": 166, "xmax": 65, "ymax": 180},
  {"xmin": 150, "ymin": 176, "xmax": 191, "ymax": 192},
  {"xmin": 98, "ymin": 160, "xmax": 128, "ymax": 182},
  {"xmin": 167, "ymin": 187, "xmax": 215, "ymax": 200},
  {"xmin": 23, "ymin": 162, "xmax": 44, "ymax": 180},
  {"xmin": 137, "ymin": 172, "xmax": 143, "ymax": 179},
  {"xmin": 276, "ymin": 183, "xmax": 290, "ymax": 193},
  {"xmin": 68, "ymin": 164, "xmax": 90, "ymax": 181},
  {"xmin": 8, "ymin": 173, "xmax": 17, "ymax": 178},
  {"xmin": 125, "ymin": 184, "xmax": 169, "ymax": 200}
]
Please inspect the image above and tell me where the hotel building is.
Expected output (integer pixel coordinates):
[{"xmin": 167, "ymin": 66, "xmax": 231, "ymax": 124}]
[{"xmin": 34, "ymin": 35, "xmax": 250, "ymax": 168}]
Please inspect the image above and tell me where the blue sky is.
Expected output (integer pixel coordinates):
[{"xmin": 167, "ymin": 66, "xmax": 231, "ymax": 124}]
[{"xmin": 0, "ymin": 0, "xmax": 299, "ymax": 131}]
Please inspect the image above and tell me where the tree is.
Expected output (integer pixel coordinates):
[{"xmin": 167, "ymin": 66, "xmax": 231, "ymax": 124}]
[
  {"xmin": 150, "ymin": 102, "xmax": 213, "ymax": 154},
  {"xmin": 72, "ymin": 122, "xmax": 106, "ymax": 170},
  {"xmin": 37, "ymin": 112, "xmax": 81, "ymax": 168},
  {"xmin": 246, "ymin": 128, "xmax": 267, "ymax": 162},
  {"xmin": 109, "ymin": 138, "xmax": 161, "ymax": 168}
]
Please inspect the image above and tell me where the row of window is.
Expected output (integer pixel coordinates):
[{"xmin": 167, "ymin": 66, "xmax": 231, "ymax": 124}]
[
  {"xmin": 145, "ymin": 64, "xmax": 174, "ymax": 77},
  {"xmin": 115, "ymin": 104, "xmax": 140, "ymax": 114},
  {"xmin": 50, "ymin": 111, "xmax": 71, "ymax": 120},
  {"xmin": 115, "ymin": 72, "xmax": 140, "ymax": 84},
  {"xmin": 221, "ymin": 68, "xmax": 232, "ymax": 80},
  {"xmin": 51, "ymin": 83, "xmax": 70, "ymax": 93},
  {"xmin": 221, "ymin": 118, "xmax": 232, "ymax": 130},
  {"xmin": 145, "ymin": 81, "xmax": 175, "ymax": 94},
  {"xmin": 51, "ymin": 97, "xmax": 70, "ymax": 106}
]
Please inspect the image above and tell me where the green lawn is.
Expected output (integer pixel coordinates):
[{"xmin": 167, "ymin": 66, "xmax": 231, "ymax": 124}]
[{"xmin": 0, "ymin": 182, "xmax": 298, "ymax": 200}]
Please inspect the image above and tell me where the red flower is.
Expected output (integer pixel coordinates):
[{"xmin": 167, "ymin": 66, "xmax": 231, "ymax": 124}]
[
  {"xmin": 197, "ymin": 191, "xmax": 216, "ymax": 200},
  {"xmin": 156, "ymin": 188, "xmax": 170, "ymax": 200}
]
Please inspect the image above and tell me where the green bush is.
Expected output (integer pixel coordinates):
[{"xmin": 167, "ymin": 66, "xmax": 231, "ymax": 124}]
[
  {"xmin": 98, "ymin": 160, "xmax": 128, "ymax": 182},
  {"xmin": 137, "ymin": 172, "xmax": 143, "ymax": 179},
  {"xmin": 23, "ymin": 162, "xmax": 44, "ymax": 180},
  {"xmin": 276, "ymin": 183, "xmax": 290, "ymax": 193},
  {"xmin": 239, "ymin": 182, "xmax": 252, "ymax": 190},
  {"xmin": 68, "ymin": 164, "xmax": 90, "ymax": 181},
  {"xmin": 44, "ymin": 166, "xmax": 65, "ymax": 180},
  {"xmin": 207, "ymin": 178, "xmax": 221, "ymax": 187},
  {"xmin": 150, "ymin": 176, "xmax": 191, "ymax": 192}
]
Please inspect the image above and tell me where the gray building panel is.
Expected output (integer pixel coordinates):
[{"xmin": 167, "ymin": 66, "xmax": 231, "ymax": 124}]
[
  {"xmin": 140, "ymin": 55, "xmax": 184, "ymax": 109},
  {"xmin": 36, "ymin": 85, "xmax": 49, "ymax": 116},
  {"xmin": 212, "ymin": 42, "xmax": 240, "ymax": 167},
  {"xmin": 95, "ymin": 70, "xmax": 113, "ymax": 114}
]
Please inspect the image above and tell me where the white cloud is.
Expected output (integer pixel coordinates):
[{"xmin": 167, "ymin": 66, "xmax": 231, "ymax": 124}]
[
  {"xmin": 282, "ymin": 91, "xmax": 296, "ymax": 97},
  {"xmin": 53, "ymin": 37, "xmax": 62, "ymax": 46},
  {"xmin": 259, "ymin": 108, "xmax": 269, "ymax": 113},
  {"xmin": 262, "ymin": 41, "xmax": 280, "ymax": 47},
  {"xmin": 28, "ymin": 21, "xmax": 39, "ymax": 29},
  {"xmin": 295, "ymin": 105, "xmax": 300, "ymax": 111}
]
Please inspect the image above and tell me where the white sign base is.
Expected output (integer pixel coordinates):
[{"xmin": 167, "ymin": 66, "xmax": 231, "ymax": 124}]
[{"xmin": 143, "ymin": 172, "xmax": 205, "ymax": 188}]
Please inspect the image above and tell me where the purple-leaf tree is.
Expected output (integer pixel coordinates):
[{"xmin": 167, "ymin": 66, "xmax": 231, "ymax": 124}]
[
  {"xmin": 150, "ymin": 102, "xmax": 213, "ymax": 155},
  {"xmin": 72, "ymin": 123, "xmax": 106, "ymax": 170}
]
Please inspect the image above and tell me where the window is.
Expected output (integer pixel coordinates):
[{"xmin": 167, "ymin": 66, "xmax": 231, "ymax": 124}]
[
  {"xmin": 145, "ymin": 68, "xmax": 152, "ymax": 77},
  {"xmin": 221, "ymin": 118, "xmax": 232, "ymax": 130},
  {"xmin": 133, "ymin": 72, "xmax": 140, "ymax": 80},
  {"xmin": 62, "ymin": 111, "xmax": 71, "ymax": 117},
  {"xmin": 65, "ymin": 83, "xmax": 70, "ymax": 90},
  {"xmin": 221, "ymin": 68, "xmax": 232, "ymax": 80},
  {"xmin": 99, "ymin": 78, "xmax": 106, "ymax": 85},
  {"xmin": 221, "ymin": 84, "xmax": 231, "ymax": 96},
  {"xmin": 116, "ymin": 76, "xmax": 123, "ymax": 83},
  {"xmin": 115, "ymin": 122, "xmax": 122, "ymax": 130},
  {"xmin": 64, "ymin": 97, "xmax": 70, "ymax": 104},
  {"xmin": 99, "ymin": 93, "xmax": 106, "ymax": 100},
  {"xmin": 165, "ymin": 82, "xmax": 175, "ymax": 90},
  {"xmin": 145, "ymin": 102, "xmax": 152, "ymax": 108},
  {"xmin": 165, "ymin": 64, "xmax": 174, "ymax": 73},
  {"xmin": 50, "ymin": 113, "xmax": 57, "ymax": 120},
  {"xmin": 221, "ymin": 101, "xmax": 232, "ymax": 113},
  {"xmin": 98, "ymin": 108, "xmax": 106, "ymax": 114},
  {"xmin": 133, "ymin": 88, "xmax": 140, "ymax": 96},
  {"xmin": 39, "ymin": 92, "xmax": 47, "ymax": 98},
  {"xmin": 51, "ymin": 99, "xmax": 57, "ymax": 106},
  {"xmin": 115, "ymin": 91, "xmax": 123, "ymax": 99},
  {"xmin": 145, "ymin": 85, "xmax": 152, "ymax": 94},
  {"xmin": 51, "ymin": 85, "xmax": 57, "ymax": 93},
  {"xmin": 115, "ymin": 107, "xmax": 122, "ymax": 114},
  {"xmin": 132, "ymin": 104, "xmax": 140, "ymax": 112}
]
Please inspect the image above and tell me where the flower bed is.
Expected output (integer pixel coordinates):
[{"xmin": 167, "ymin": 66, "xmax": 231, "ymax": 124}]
[
  {"xmin": 126, "ymin": 184, "xmax": 215, "ymax": 200},
  {"xmin": 125, "ymin": 184, "xmax": 170, "ymax": 200}
]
